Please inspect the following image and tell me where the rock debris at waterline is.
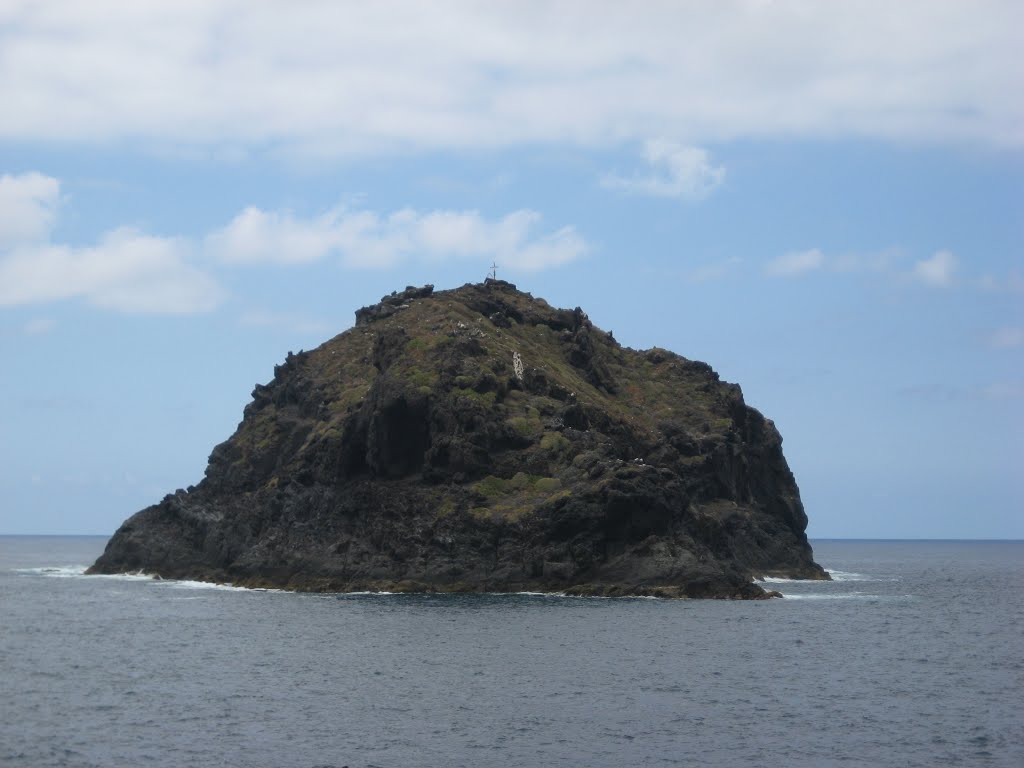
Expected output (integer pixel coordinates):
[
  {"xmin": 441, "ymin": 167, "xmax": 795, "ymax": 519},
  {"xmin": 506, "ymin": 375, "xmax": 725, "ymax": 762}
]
[{"xmin": 90, "ymin": 279, "xmax": 828, "ymax": 598}]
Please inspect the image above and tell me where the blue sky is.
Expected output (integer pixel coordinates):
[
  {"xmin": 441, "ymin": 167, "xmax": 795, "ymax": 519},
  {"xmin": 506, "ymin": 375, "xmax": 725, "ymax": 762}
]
[{"xmin": 1, "ymin": 1, "xmax": 1021, "ymax": 537}]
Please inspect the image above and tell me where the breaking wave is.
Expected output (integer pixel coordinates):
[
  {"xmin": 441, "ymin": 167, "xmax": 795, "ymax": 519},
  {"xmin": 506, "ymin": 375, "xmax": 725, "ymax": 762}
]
[
  {"xmin": 14, "ymin": 565, "xmax": 89, "ymax": 577},
  {"xmin": 826, "ymin": 569, "xmax": 875, "ymax": 581},
  {"xmin": 14, "ymin": 565, "xmax": 281, "ymax": 592}
]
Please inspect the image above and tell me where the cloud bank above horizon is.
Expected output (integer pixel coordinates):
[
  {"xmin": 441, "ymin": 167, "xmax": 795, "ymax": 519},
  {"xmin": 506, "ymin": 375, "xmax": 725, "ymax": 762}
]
[
  {"xmin": 2, "ymin": 1, "xmax": 1020, "ymax": 156},
  {"xmin": 0, "ymin": 172, "xmax": 588, "ymax": 314}
]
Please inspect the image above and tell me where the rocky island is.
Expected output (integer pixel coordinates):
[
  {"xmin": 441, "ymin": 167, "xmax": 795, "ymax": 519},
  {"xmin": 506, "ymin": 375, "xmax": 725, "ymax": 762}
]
[{"xmin": 89, "ymin": 280, "xmax": 828, "ymax": 598}]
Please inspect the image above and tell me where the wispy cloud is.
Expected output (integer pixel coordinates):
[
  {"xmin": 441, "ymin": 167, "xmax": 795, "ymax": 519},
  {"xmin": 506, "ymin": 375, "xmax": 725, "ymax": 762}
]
[
  {"xmin": 687, "ymin": 257, "xmax": 742, "ymax": 283},
  {"xmin": 830, "ymin": 249, "xmax": 901, "ymax": 274},
  {"xmin": 978, "ymin": 271, "xmax": 1024, "ymax": 296},
  {"xmin": 22, "ymin": 317, "xmax": 57, "ymax": 335},
  {"xmin": 763, "ymin": 246, "xmax": 975, "ymax": 287},
  {"xmin": 988, "ymin": 327, "xmax": 1024, "ymax": 349},
  {"xmin": 602, "ymin": 141, "xmax": 725, "ymax": 200},
  {"xmin": 207, "ymin": 206, "xmax": 587, "ymax": 272},
  {"xmin": 0, "ymin": 173, "xmax": 223, "ymax": 314},
  {"xmin": 208, "ymin": 207, "xmax": 349, "ymax": 266},
  {"xmin": 765, "ymin": 248, "xmax": 825, "ymax": 277},
  {"xmin": 1, "ymin": 171, "xmax": 588, "ymax": 315},
  {"xmin": 0, "ymin": 172, "xmax": 61, "ymax": 247},
  {"xmin": 897, "ymin": 381, "xmax": 1024, "ymax": 402},
  {"xmin": 0, "ymin": 229, "xmax": 224, "ymax": 314},
  {"xmin": 981, "ymin": 381, "xmax": 1024, "ymax": 400},
  {"xmin": 0, "ymin": 2, "xmax": 1019, "ymax": 154},
  {"xmin": 0, "ymin": 316, "xmax": 58, "ymax": 338},
  {"xmin": 911, "ymin": 250, "xmax": 957, "ymax": 286},
  {"xmin": 239, "ymin": 310, "xmax": 329, "ymax": 336}
]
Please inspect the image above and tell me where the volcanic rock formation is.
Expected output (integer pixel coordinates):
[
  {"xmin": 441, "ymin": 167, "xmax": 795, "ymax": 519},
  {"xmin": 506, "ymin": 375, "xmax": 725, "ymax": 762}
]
[{"xmin": 90, "ymin": 280, "xmax": 828, "ymax": 597}]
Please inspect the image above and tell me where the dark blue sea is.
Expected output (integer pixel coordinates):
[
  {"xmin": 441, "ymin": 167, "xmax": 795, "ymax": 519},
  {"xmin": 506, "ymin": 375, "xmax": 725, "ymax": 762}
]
[{"xmin": 1, "ymin": 538, "xmax": 1021, "ymax": 768}]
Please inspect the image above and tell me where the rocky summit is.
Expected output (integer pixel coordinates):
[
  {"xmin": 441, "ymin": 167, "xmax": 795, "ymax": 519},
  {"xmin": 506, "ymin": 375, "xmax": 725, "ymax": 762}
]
[{"xmin": 89, "ymin": 280, "xmax": 828, "ymax": 598}]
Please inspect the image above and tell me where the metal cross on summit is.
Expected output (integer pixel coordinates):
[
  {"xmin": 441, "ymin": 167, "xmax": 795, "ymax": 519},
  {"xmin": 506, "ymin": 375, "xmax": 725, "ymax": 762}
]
[{"xmin": 488, "ymin": 261, "xmax": 498, "ymax": 280}]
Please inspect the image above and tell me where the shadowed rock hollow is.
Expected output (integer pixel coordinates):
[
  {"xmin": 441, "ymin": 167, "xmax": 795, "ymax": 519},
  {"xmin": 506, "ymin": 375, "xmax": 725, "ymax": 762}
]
[{"xmin": 89, "ymin": 280, "xmax": 828, "ymax": 598}]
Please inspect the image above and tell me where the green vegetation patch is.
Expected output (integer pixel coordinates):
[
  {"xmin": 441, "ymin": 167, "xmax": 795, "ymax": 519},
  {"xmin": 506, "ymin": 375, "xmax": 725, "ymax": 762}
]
[
  {"xmin": 435, "ymin": 496, "xmax": 457, "ymax": 518},
  {"xmin": 452, "ymin": 387, "xmax": 497, "ymax": 408},
  {"xmin": 474, "ymin": 474, "xmax": 512, "ymax": 498},
  {"xmin": 539, "ymin": 431, "xmax": 570, "ymax": 453},
  {"xmin": 507, "ymin": 414, "xmax": 542, "ymax": 437},
  {"xmin": 402, "ymin": 366, "xmax": 435, "ymax": 388},
  {"xmin": 534, "ymin": 477, "xmax": 562, "ymax": 493},
  {"xmin": 469, "ymin": 472, "xmax": 570, "ymax": 521}
]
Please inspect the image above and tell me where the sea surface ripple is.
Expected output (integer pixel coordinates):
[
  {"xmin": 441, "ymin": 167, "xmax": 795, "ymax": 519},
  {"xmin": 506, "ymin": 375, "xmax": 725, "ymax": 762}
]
[{"xmin": 1, "ymin": 538, "xmax": 1021, "ymax": 767}]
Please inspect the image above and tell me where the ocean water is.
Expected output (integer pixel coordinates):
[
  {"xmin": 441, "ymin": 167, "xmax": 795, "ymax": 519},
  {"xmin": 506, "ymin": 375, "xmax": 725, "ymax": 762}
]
[{"xmin": 1, "ymin": 538, "xmax": 1021, "ymax": 768}]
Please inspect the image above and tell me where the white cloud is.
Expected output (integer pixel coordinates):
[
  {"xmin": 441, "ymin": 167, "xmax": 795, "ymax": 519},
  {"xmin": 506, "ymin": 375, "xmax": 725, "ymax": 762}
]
[
  {"xmin": 687, "ymin": 257, "xmax": 742, "ymax": 283},
  {"xmin": 981, "ymin": 381, "xmax": 1024, "ymax": 400},
  {"xmin": 978, "ymin": 271, "xmax": 1024, "ymax": 296},
  {"xmin": 0, "ymin": 2, "xmax": 1020, "ymax": 154},
  {"xmin": 831, "ymin": 249, "xmax": 900, "ymax": 274},
  {"xmin": 0, "ymin": 172, "xmax": 61, "ymax": 247},
  {"xmin": 765, "ymin": 248, "xmax": 825, "ymax": 277},
  {"xmin": 760, "ymin": 247, "xmax": 898, "ymax": 279},
  {"xmin": 510, "ymin": 225, "xmax": 588, "ymax": 271},
  {"xmin": 207, "ymin": 207, "xmax": 345, "ymax": 265},
  {"xmin": 602, "ymin": 141, "xmax": 725, "ymax": 200},
  {"xmin": 988, "ymin": 327, "xmax": 1024, "ymax": 349},
  {"xmin": 207, "ymin": 206, "xmax": 587, "ymax": 272},
  {"xmin": 1, "ymin": 171, "xmax": 587, "ymax": 315},
  {"xmin": 0, "ymin": 229, "xmax": 224, "ymax": 314},
  {"xmin": 912, "ymin": 250, "xmax": 957, "ymax": 286},
  {"xmin": 22, "ymin": 317, "xmax": 57, "ymax": 335},
  {"xmin": 763, "ymin": 246, "xmax": 1013, "ymax": 293},
  {"xmin": 0, "ymin": 173, "xmax": 225, "ymax": 315}
]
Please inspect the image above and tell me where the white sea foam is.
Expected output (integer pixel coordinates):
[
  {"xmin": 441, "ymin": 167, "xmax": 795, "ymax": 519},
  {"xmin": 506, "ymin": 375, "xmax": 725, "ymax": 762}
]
[
  {"xmin": 15, "ymin": 565, "xmax": 89, "ymax": 577},
  {"xmin": 91, "ymin": 571, "xmax": 156, "ymax": 581},
  {"xmin": 158, "ymin": 579, "xmax": 283, "ymax": 593},
  {"xmin": 780, "ymin": 592, "xmax": 912, "ymax": 601},
  {"xmin": 825, "ymin": 569, "xmax": 874, "ymax": 581},
  {"xmin": 15, "ymin": 565, "xmax": 284, "ymax": 592},
  {"xmin": 466, "ymin": 590, "xmax": 576, "ymax": 598},
  {"xmin": 757, "ymin": 569, "xmax": 879, "ymax": 584},
  {"xmin": 16, "ymin": 565, "xmax": 154, "ymax": 581},
  {"xmin": 337, "ymin": 590, "xmax": 632, "ymax": 600},
  {"xmin": 508, "ymin": 591, "xmax": 600, "ymax": 599},
  {"xmin": 780, "ymin": 592, "xmax": 874, "ymax": 600}
]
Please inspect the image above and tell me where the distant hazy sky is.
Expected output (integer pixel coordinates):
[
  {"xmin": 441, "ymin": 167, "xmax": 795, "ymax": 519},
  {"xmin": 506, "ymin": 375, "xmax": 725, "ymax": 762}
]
[{"xmin": 1, "ymin": 1, "xmax": 1021, "ymax": 537}]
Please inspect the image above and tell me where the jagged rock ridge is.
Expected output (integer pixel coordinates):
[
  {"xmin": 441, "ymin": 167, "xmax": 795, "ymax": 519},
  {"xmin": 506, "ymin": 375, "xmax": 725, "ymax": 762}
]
[{"xmin": 90, "ymin": 280, "xmax": 828, "ymax": 598}]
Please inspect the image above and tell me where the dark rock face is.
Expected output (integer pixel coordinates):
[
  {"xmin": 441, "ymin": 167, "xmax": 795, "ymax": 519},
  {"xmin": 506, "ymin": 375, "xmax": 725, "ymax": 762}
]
[
  {"xmin": 354, "ymin": 284, "xmax": 434, "ymax": 326},
  {"xmin": 89, "ymin": 281, "xmax": 828, "ymax": 597}
]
